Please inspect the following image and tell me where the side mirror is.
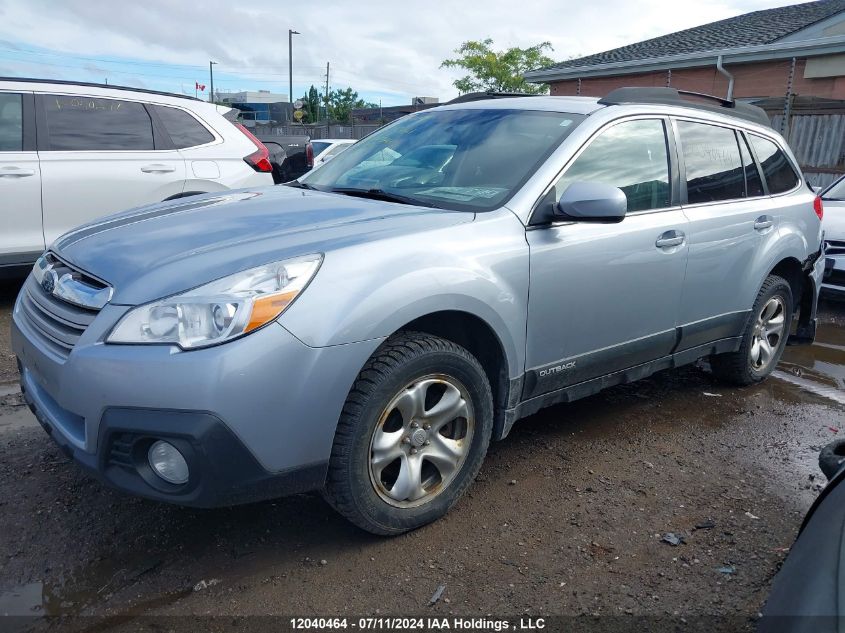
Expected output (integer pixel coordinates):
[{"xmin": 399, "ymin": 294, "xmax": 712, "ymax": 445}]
[{"xmin": 556, "ymin": 181, "xmax": 627, "ymax": 222}]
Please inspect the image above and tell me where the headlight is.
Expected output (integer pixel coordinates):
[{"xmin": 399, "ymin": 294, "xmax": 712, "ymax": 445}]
[{"xmin": 107, "ymin": 254, "xmax": 322, "ymax": 349}]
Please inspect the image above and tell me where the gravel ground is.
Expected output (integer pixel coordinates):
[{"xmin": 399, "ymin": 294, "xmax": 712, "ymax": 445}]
[{"xmin": 1, "ymin": 276, "xmax": 843, "ymax": 631}]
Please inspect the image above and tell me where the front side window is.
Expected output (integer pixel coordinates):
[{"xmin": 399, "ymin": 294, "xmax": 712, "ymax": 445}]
[
  {"xmin": 301, "ymin": 108, "xmax": 584, "ymax": 211},
  {"xmin": 43, "ymin": 95, "xmax": 154, "ymax": 151},
  {"xmin": 552, "ymin": 118, "xmax": 670, "ymax": 213},
  {"xmin": 677, "ymin": 121, "xmax": 744, "ymax": 204},
  {"xmin": 152, "ymin": 105, "xmax": 214, "ymax": 149},
  {"xmin": 0, "ymin": 93, "xmax": 23, "ymax": 152},
  {"xmin": 749, "ymin": 134, "xmax": 800, "ymax": 195}
]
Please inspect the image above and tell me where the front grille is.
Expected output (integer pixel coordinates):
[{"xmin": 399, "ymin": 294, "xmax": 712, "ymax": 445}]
[
  {"xmin": 826, "ymin": 240, "xmax": 845, "ymax": 256},
  {"xmin": 19, "ymin": 270, "xmax": 100, "ymax": 359}
]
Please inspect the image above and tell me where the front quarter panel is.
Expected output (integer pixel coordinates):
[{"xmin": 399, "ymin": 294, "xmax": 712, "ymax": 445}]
[{"xmin": 279, "ymin": 208, "xmax": 529, "ymax": 379}]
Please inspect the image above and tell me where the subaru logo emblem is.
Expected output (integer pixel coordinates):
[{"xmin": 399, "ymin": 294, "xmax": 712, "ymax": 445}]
[{"xmin": 41, "ymin": 270, "xmax": 57, "ymax": 295}]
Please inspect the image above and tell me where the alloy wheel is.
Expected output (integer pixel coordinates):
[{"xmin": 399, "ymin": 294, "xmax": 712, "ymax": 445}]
[
  {"xmin": 750, "ymin": 296, "xmax": 786, "ymax": 371},
  {"xmin": 368, "ymin": 374, "xmax": 475, "ymax": 508}
]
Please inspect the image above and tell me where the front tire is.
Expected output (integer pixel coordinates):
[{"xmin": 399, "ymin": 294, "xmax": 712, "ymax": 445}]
[
  {"xmin": 710, "ymin": 274, "xmax": 793, "ymax": 386},
  {"xmin": 325, "ymin": 332, "xmax": 493, "ymax": 535}
]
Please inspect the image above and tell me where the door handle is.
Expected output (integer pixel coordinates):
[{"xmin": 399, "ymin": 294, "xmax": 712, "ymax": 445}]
[
  {"xmin": 140, "ymin": 164, "xmax": 176, "ymax": 174},
  {"xmin": 754, "ymin": 216, "xmax": 774, "ymax": 231},
  {"xmin": 655, "ymin": 230, "xmax": 685, "ymax": 249},
  {"xmin": 0, "ymin": 167, "xmax": 35, "ymax": 178}
]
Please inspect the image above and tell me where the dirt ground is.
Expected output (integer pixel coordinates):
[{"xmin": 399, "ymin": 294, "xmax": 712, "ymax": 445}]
[{"xmin": 1, "ymin": 276, "xmax": 844, "ymax": 631}]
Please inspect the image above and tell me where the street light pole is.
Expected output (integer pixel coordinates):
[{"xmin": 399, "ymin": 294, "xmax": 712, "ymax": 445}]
[
  {"xmin": 288, "ymin": 29, "xmax": 300, "ymax": 106},
  {"xmin": 209, "ymin": 61, "xmax": 217, "ymax": 103}
]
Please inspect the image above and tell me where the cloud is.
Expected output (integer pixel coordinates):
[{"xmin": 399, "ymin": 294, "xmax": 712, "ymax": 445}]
[{"xmin": 0, "ymin": 0, "xmax": 808, "ymax": 103}]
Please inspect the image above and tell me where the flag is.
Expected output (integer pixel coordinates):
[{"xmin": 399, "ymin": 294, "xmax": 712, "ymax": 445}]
[{"xmin": 195, "ymin": 82, "xmax": 206, "ymax": 92}]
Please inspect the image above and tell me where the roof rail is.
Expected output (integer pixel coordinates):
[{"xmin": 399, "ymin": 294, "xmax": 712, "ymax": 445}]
[
  {"xmin": 598, "ymin": 87, "xmax": 770, "ymax": 127},
  {"xmin": 0, "ymin": 77, "xmax": 203, "ymax": 102},
  {"xmin": 444, "ymin": 91, "xmax": 539, "ymax": 105}
]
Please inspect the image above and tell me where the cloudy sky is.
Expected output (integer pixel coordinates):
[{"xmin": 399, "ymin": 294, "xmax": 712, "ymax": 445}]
[{"xmin": 0, "ymin": 0, "xmax": 812, "ymax": 105}]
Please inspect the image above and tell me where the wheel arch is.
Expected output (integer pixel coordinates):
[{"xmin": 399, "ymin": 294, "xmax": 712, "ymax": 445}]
[
  {"xmin": 389, "ymin": 310, "xmax": 519, "ymax": 442},
  {"xmin": 769, "ymin": 256, "xmax": 804, "ymax": 313}
]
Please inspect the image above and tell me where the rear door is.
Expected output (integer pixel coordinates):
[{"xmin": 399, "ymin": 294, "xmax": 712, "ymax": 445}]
[
  {"xmin": 524, "ymin": 117, "xmax": 689, "ymax": 399},
  {"xmin": 36, "ymin": 93, "xmax": 186, "ymax": 244},
  {"xmin": 0, "ymin": 91, "xmax": 43, "ymax": 263},
  {"xmin": 674, "ymin": 119, "xmax": 779, "ymax": 351}
]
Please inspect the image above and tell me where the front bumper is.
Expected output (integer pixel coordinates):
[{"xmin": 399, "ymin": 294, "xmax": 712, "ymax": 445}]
[
  {"xmin": 822, "ymin": 252, "xmax": 845, "ymax": 297},
  {"xmin": 12, "ymin": 290, "xmax": 381, "ymax": 507}
]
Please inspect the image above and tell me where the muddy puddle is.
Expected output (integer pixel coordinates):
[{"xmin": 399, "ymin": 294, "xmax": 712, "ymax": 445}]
[{"xmin": 776, "ymin": 319, "xmax": 845, "ymax": 408}]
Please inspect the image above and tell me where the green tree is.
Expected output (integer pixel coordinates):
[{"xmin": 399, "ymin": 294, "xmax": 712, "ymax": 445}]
[
  {"xmin": 295, "ymin": 86, "xmax": 377, "ymax": 123},
  {"xmin": 440, "ymin": 39, "xmax": 555, "ymax": 95},
  {"xmin": 326, "ymin": 87, "xmax": 377, "ymax": 123}
]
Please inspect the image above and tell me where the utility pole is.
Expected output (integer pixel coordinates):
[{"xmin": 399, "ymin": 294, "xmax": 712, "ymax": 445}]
[
  {"xmin": 325, "ymin": 61, "xmax": 330, "ymax": 136},
  {"xmin": 209, "ymin": 61, "xmax": 217, "ymax": 103},
  {"xmin": 288, "ymin": 29, "xmax": 300, "ymax": 105}
]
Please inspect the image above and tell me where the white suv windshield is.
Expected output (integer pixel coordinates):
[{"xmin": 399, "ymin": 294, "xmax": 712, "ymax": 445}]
[
  {"xmin": 824, "ymin": 176, "xmax": 845, "ymax": 201},
  {"xmin": 300, "ymin": 108, "xmax": 584, "ymax": 211}
]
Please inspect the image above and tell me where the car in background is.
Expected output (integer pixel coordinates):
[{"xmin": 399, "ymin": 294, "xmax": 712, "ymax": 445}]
[
  {"xmin": 760, "ymin": 438, "xmax": 845, "ymax": 630},
  {"xmin": 254, "ymin": 134, "xmax": 313, "ymax": 183},
  {"xmin": 821, "ymin": 174, "xmax": 845, "ymax": 296},
  {"xmin": 0, "ymin": 78, "xmax": 274, "ymax": 276},
  {"xmin": 310, "ymin": 139, "xmax": 355, "ymax": 170}
]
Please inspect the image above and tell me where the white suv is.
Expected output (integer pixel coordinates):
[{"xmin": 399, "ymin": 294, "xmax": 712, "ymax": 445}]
[{"xmin": 0, "ymin": 78, "xmax": 274, "ymax": 274}]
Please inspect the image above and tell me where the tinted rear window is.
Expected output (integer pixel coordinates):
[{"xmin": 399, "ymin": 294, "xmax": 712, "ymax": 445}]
[
  {"xmin": 749, "ymin": 134, "xmax": 800, "ymax": 194},
  {"xmin": 43, "ymin": 95, "xmax": 154, "ymax": 151},
  {"xmin": 677, "ymin": 121, "xmax": 744, "ymax": 204},
  {"xmin": 0, "ymin": 93, "xmax": 22, "ymax": 151},
  {"xmin": 311, "ymin": 141, "xmax": 331, "ymax": 156},
  {"xmin": 153, "ymin": 105, "xmax": 214, "ymax": 148}
]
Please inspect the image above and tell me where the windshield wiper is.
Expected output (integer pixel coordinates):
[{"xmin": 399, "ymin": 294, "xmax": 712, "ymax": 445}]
[
  {"xmin": 286, "ymin": 180, "xmax": 318, "ymax": 190},
  {"xmin": 328, "ymin": 187, "xmax": 437, "ymax": 208}
]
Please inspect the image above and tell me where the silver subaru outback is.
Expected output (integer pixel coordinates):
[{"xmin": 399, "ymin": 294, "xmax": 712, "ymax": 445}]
[{"xmin": 11, "ymin": 88, "xmax": 825, "ymax": 535}]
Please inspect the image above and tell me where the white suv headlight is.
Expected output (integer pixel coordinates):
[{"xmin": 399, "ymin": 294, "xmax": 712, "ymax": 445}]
[{"xmin": 107, "ymin": 254, "xmax": 322, "ymax": 349}]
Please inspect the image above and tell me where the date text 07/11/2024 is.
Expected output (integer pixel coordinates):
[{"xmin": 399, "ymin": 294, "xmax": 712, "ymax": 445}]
[{"xmin": 289, "ymin": 617, "xmax": 547, "ymax": 631}]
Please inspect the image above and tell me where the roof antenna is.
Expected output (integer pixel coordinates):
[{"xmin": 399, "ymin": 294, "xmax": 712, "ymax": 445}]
[{"xmin": 716, "ymin": 55, "xmax": 735, "ymax": 104}]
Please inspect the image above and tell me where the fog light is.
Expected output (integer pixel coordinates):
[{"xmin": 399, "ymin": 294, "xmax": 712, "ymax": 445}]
[{"xmin": 148, "ymin": 440, "xmax": 189, "ymax": 485}]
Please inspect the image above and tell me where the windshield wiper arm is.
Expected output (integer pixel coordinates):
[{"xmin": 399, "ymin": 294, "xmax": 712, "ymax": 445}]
[
  {"xmin": 286, "ymin": 180, "xmax": 318, "ymax": 190},
  {"xmin": 328, "ymin": 187, "xmax": 437, "ymax": 208}
]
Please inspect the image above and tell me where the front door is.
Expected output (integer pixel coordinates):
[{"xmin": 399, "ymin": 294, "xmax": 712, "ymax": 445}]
[{"xmin": 524, "ymin": 117, "xmax": 688, "ymax": 399}]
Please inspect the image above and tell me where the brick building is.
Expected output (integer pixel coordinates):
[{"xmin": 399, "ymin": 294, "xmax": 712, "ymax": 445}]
[
  {"xmin": 525, "ymin": 0, "xmax": 845, "ymax": 102},
  {"xmin": 524, "ymin": 0, "xmax": 845, "ymax": 186}
]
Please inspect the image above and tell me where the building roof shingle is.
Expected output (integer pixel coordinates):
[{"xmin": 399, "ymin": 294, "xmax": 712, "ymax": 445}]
[{"xmin": 543, "ymin": 0, "xmax": 845, "ymax": 71}]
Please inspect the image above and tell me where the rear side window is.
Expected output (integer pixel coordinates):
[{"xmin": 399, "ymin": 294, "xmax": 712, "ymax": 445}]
[
  {"xmin": 0, "ymin": 93, "xmax": 22, "ymax": 151},
  {"xmin": 43, "ymin": 95, "xmax": 154, "ymax": 151},
  {"xmin": 153, "ymin": 105, "xmax": 214, "ymax": 148},
  {"xmin": 553, "ymin": 119, "xmax": 670, "ymax": 213},
  {"xmin": 677, "ymin": 121, "xmax": 744, "ymax": 203},
  {"xmin": 749, "ymin": 134, "xmax": 800, "ymax": 194}
]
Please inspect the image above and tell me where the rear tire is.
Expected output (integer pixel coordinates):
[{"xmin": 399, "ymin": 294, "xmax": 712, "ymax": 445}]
[
  {"xmin": 325, "ymin": 331, "xmax": 493, "ymax": 535},
  {"xmin": 710, "ymin": 275, "xmax": 793, "ymax": 386}
]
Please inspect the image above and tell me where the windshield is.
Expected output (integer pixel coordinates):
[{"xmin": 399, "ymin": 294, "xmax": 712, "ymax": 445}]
[
  {"xmin": 300, "ymin": 108, "xmax": 584, "ymax": 211},
  {"xmin": 824, "ymin": 176, "xmax": 845, "ymax": 201}
]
